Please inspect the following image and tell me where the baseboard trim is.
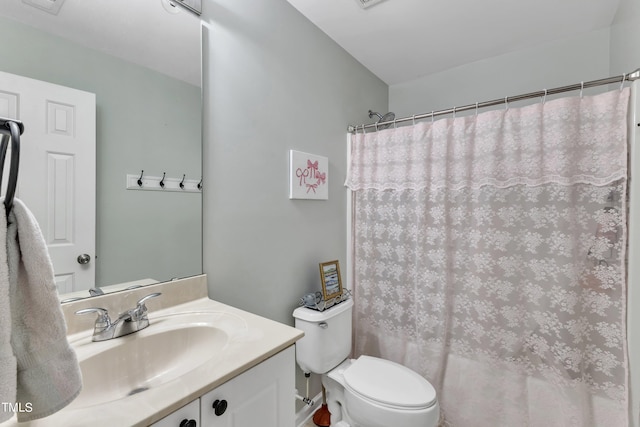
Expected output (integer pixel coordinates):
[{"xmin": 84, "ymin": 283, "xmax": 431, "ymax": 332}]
[{"xmin": 296, "ymin": 392, "xmax": 323, "ymax": 427}]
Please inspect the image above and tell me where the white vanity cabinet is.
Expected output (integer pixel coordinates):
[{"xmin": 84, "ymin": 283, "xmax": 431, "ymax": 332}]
[
  {"xmin": 152, "ymin": 346, "xmax": 295, "ymax": 427},
  {"xmin": 151, "ymin": 399, "xmax": 200, "ymax": 427},
  {"xmin": 200, "ymin": 346, "xmax": 295, "ymax": 426}
]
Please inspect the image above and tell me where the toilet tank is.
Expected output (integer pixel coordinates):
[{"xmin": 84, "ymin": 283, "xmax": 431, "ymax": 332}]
[{"xmin": 292, "ymin": 298, "xmax": 353, "ymax": 374}]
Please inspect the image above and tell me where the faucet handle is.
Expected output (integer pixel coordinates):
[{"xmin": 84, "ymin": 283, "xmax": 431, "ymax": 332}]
[
  {"xmin": 137, "ymin": 292, "xmax": 162, "ymax": 306},
  {"xmin": 75, "ymin": 307, "xmax": 112, "ymax": 328},
  {"xmin": 132, "ymin": 292, "xmax": 162, "ymax": 318}
]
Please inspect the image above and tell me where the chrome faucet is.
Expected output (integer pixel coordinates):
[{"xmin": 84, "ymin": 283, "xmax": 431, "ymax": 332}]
[
  {"xmin": 75, "ymin": 292, "xmax": 162, "ymax": 342},
  {"xmin": 88, "ymin": 287, "xmax": 104, "ymax": 296}
]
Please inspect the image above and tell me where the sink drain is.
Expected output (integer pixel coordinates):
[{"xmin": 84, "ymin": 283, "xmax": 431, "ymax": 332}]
[{"xmin": 127, "ymin": 387, "xmax": 149, "ymax": 396}]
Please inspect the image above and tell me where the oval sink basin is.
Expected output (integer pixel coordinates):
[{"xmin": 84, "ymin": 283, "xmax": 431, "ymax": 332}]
[{"xmin": 68, "ymin": 311, "xmax": 246, "ymax": 409}]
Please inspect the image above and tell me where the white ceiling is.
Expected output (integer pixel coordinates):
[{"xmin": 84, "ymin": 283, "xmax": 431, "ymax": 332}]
[
  {"xmin": 286, "ymin": 0, "xmax": 622, "ymax": 85},
  {"xmin": 0, "ymin": 0, "xmax": 201, "ymax": 86},
  {"xmin": 0, "ymin": 0, "xmax": 622, "ymax": 88}
]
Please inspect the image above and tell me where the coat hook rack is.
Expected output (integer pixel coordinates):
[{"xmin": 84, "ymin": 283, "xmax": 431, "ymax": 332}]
[{"xmin": 125, "ymin": 172, "xmax": 202, "ymax": 193}]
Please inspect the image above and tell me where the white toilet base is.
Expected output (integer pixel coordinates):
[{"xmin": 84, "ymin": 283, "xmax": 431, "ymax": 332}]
[{"xmin": 322, "ymin": 359, "xmax": 439, "ymax": 427}]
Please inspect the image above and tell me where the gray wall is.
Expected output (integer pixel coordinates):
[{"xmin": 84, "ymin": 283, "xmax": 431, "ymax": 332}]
[
  {"xmin": 0, "ymin": 16, "xmax": 202, "ymax": 288},
  {"xmin": 389, "ymin": 27, "xmax": 611, "ymax": 117},
  {"xmin": 201, "ymin": 0, "xmax": 387, "ymax": 324},
  {"xmin": 200, "ymin": 0, "xmax": 387, "ymax": 409}
]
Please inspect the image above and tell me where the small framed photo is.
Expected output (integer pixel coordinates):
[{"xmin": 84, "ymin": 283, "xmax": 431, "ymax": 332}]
[{"xmin": 319, "ymin": 260, "xmax": 343, "ymax": 301}]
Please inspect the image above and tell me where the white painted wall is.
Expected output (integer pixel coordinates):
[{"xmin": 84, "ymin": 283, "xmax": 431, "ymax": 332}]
[
  {"xmin": 627, "ymin": 82, "xmax": 640, "ymax": 427},
  {"xmin": 612, "ymin": 1, "xmax": 640, "ymax": 424},
  {"xmin": 389, "ymin": 27, "xmax": 611, "ymax": 117},
  {"xmin": 610, "ymin": 0, "xmax": 640, "ymax": 75}
]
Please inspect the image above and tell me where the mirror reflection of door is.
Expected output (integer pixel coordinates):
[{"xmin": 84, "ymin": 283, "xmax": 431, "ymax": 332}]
[{"xmin": 0, "ymin": 70, "xmax": 96, "ymax": 293}]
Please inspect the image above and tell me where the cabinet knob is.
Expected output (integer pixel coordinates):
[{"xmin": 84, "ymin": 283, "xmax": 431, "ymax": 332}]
[
  {"xmin": 179, "ymin": 419, "xmax": 196, "ymax": 427},
  {"xmin": 212, "ymin": 399, "xmax": 228, "ymax": 416}
]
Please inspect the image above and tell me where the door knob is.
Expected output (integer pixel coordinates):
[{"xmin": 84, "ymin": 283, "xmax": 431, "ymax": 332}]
[{"xmin": 77, "ymin": 254, "xmax": 91, "ymax": 264}]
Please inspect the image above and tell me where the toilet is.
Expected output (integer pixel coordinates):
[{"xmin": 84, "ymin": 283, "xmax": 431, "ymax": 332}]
[{"xmin": 293, "ymin": 299, "xmax": 439, "ymax": 427}]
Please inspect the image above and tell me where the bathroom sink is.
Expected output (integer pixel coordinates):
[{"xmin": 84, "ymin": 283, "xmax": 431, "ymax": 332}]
[{"xmin": 67, "ymin": 311, "xmax": 247, "ymax": 409}]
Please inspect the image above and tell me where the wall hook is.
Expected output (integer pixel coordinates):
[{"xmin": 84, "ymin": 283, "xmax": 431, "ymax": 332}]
[{"xmin": 126, "ymin": 172, "xmax": 201, "ymax": 193}]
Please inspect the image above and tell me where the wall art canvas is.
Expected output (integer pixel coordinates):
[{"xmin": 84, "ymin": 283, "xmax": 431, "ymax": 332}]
[{"xmin": 289, "ymin": 150, "xmax": 328, "ymax": 200}]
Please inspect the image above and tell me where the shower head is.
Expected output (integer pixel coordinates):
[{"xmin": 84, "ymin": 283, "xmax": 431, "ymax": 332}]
[{"xmin": 368, "ymin": 110, "xmax": 395, "ymax": 129}]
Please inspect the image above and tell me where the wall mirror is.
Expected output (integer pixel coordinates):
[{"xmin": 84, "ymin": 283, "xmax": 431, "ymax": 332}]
[{"xmin": 0, "ymin": 0, "xmax": 202, "ymax": 301}]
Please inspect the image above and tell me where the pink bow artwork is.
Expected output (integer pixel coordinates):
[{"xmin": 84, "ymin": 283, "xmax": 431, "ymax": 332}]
[
  {"xmin": 296, "ymin": 167, "xmax": 310, "ymax": 186},
  {"xmin": 307, "ymin": 160, "xmax": 319, "ymax": 178},
  {"xmin": 306, "ymin": 183, "xmax": 318, "ymax": 193},
  {"xmin": 290, "ymin": 151, "xmax": 327, "ymax": 199}
]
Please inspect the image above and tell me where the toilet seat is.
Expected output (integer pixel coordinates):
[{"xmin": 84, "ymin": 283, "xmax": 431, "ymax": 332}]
[{"xmin": 343, "ymin": 356, "xmax": 437, "ymax": 410}]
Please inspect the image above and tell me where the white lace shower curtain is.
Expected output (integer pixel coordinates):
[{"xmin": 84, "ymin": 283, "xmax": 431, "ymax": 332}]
[{"xmin": 345, "ymin": 88, "xmax": 630, "ymax": 426}]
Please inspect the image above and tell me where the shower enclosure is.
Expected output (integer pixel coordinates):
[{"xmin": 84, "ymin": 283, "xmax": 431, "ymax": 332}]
[{"xmin": 346, "ymin": 72, "xmax": 640, "ymax": 427}]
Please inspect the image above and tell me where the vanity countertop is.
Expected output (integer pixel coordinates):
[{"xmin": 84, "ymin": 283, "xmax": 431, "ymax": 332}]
[{"xmin": 3, "ymin": 275, "xmax": 304, "ymax": 426}]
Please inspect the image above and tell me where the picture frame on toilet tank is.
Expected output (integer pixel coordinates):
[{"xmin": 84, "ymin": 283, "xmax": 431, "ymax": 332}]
[
  {"xmin": 289, "ymin": 150, "xmax": 328, "ymax": 200},
  {"xmin": 319, "ymin": 260, "xmax": 343, "ymax": 301}
]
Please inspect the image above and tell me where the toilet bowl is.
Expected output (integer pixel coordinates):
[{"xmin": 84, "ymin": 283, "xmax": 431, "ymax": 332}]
[
  {"xmin": 293, "ymin": 299, "xmax": 439, "ymax": 427},
  {"xmin": 323, "ymin": 357, "xmax": 439, "ymax": 427}
]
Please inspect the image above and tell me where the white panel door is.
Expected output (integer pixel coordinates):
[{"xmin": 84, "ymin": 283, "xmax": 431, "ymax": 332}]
[{"xmin": 0, "ymin": 71, "xmax": 96, "ymax": 292}]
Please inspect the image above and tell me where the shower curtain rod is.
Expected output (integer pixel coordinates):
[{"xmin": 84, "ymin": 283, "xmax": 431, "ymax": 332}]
[{"xmin": 347, "ymin": 68, "xmax": 640, "ymax": 133}]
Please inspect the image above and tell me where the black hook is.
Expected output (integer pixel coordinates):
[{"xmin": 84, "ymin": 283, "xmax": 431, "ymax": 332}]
[
  {"xmin": 137, "ymin": 170, "xmax": 144, "ymax": 187},
  {"xmin": 159, "ymin": 172, "xmax": 166, "ymax": 188},
  {"xmin": 3, "ymin": 121, "xmax": 20, "ymax": 218},
  {"xmin": 0, "ymin": 134, "xmax": 9, "ymax": 191},
  {"xmin": 179, "ymin": 174, "xmax": 186, "ymax": 190},
  {"xmin": 197, "ymin": 177, "xmax": 202, "ymax": 190}
]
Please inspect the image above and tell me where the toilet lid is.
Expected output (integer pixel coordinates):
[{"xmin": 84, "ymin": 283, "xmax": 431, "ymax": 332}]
[{"xmin": 343, "ymin": 356, "xmax": 437, "ymax": 410}]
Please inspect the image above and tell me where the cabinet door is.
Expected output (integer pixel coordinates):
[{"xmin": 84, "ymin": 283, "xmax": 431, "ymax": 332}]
[
  {"xmin": 201, "ymin": 346, "xmax": 295, "ymax": 427},
  {"xmin": 151, "ymin": 398, "xmax": 200, "ymax": 427}
]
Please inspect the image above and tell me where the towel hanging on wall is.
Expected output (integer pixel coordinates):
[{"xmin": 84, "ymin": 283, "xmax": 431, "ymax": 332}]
[{"xmin": 4, "ymin": 199, "xmax": 82, "ymax": 422}]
